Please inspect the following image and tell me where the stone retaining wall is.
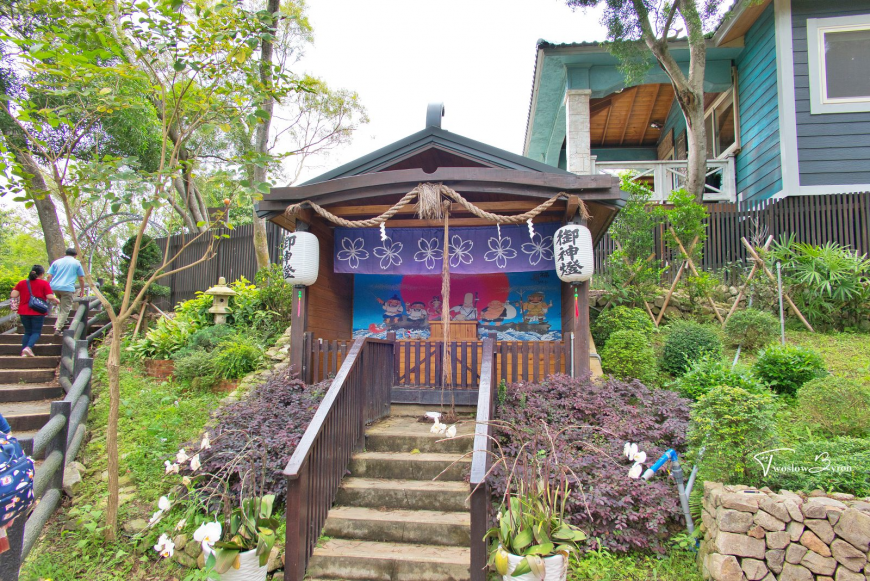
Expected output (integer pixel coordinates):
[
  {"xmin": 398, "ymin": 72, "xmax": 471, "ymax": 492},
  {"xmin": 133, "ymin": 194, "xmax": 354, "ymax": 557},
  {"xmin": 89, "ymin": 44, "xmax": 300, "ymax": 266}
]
[{"xmin": 699, "ymin": 483, "xmax": 870, "ymax": 581}]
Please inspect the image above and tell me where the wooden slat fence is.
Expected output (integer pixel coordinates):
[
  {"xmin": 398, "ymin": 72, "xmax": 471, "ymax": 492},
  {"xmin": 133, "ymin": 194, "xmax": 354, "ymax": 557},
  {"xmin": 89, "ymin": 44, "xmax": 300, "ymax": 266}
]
[
  {"xmin": 595, "ymin": 192, "xmax": 870, "ymax": 283},
  {"xmin": 153, "ymin": 221, "xmax": 284, "ymax": 308},
  {"xmin": 303, "ymin": 336, "xmax": 570, "ymax": 387}
]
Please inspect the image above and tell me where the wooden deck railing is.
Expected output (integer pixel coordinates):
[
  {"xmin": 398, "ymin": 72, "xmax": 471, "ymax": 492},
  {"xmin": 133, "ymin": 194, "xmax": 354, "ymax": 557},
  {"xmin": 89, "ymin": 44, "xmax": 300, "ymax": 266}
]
[
  {"xmin": 469, "ymin": 338, "xmax": 497, "ymax": 581},
  {"xmin": 0, "ymin": 296, "xmax": 111, "ymax": 580},
  {"xmin": 282, "ymin": 337, "xmax": 395, "ymax": 581}
]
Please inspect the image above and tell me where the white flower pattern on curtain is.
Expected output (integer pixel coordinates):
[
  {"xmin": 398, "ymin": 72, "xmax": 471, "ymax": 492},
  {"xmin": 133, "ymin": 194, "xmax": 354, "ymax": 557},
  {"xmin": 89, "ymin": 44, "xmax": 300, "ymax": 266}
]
[
  {"xmin": 336, "ymin": 237, "xmax": 369, "ymax": 269},
  {"xmin": 448, "ymin": 235, "xmax": 474, "ymax": 268},
  {"xmin": 413, "ymin": 238, "xmax": 443, "ymax": 270},
  {"xmin": 373, "ymin": 239, "xmax": 403, "ymax": 269},
  {"xmin": 484, "ymin": 235, "xmax": 517, "ymax": 269},
  {"xmin": 521, "ymin": 233, "xmax": 554, "ymax": 266}
]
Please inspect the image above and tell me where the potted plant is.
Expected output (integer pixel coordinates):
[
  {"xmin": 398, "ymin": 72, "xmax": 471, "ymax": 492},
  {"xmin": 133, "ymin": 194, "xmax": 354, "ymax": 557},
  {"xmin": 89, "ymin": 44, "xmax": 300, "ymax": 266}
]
[{"xmin": 205, "ymin": 495, "xmax": 280, "ymax": 581}]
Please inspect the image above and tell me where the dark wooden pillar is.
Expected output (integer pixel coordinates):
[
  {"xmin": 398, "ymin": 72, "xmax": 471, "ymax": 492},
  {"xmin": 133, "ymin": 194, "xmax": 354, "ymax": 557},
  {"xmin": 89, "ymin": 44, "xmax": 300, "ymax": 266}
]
[{"xmin": 574, "ymin": 282, "xmax": 590, "ymax": 377}]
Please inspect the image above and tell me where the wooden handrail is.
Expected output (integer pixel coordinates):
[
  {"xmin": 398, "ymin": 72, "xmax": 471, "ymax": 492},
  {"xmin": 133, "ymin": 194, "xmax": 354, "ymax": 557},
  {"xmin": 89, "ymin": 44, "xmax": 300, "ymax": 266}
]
[
  {"xmin": 283, "ymin": 336, "xmax": 395, "ymax": 581},
  {"xmin": 469, "ymin": 338, "xmax": 496, "ymax": 581}
]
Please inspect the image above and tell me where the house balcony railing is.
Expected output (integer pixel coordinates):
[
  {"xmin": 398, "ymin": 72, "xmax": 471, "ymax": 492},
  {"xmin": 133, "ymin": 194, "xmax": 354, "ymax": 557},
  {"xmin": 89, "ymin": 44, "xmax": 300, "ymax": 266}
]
[{"xmin": 595, "ymin": 156, "xmax": 736, "ymax": 202}]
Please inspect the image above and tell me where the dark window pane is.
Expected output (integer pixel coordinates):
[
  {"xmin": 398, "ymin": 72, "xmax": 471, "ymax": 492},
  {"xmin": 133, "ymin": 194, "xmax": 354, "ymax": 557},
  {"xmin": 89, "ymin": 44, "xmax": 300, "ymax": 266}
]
[
  {"xmin": 715, "ymin": 97, "xmax": 736, "ymax": 155},
  {"xmin": 824, "ymin": 29, "xmax": 870, "ymax": 100}
]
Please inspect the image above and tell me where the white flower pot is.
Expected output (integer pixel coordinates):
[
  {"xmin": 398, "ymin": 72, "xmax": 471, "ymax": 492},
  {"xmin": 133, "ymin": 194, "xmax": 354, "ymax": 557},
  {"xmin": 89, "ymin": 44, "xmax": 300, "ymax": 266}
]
[
  {"xmin": 208, "ymin": 549, "xmax": 268, "ymax": 581},
  {"xmin": 503, "ymin": 552, "xmax": 568, "ymax": 581}
]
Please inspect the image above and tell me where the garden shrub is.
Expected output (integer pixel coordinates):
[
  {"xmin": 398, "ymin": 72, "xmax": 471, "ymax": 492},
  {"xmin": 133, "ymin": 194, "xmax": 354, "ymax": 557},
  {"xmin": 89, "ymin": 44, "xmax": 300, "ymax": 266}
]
[
  {"xmin": 760, "ymin": 437, "xmax": 870, "ymax": 497},
  {"xmin": 660, "ymin": 320, "xmax": 722, "ymax": 376},
  {"xmin": 194, "ymin": 371, "xmax": 328, "ymax": 501},
  {"xmin": 186, "ymin": 324, "xmax": 237, "ymax": 352},
  {"xmin": 753, "ymin": 343, "xmax": 826, "ymax": 395},
  {"xmin": 172, "ymin": 349, "xmax": 218, "ymax": 390},
  {"xmin": 797, "ymin": 376, "xmax": 870, "ymax": 437},
  {"xmin": 688, "ymin": 385, "xmax": 778, "ymax": 485},
  {"xmin": 592, "ymin": 305, "xmax": 654, "ymax": 348},
  {"xmin": 723, "ymin": 308, "xmax": 779, "ymax": 351},
  {"xmin": 495, "ymin": 374, "xmax": 692, "ymax": 553},
  {"xmin": 254, "ymin": 263, "xmax": 295, "ymax": 323},
  {"xmin": 128, "ymin": 316, "xmax": 195, "ymax": 359},
  {"xmin": 212, "ymin": 334, "xmax": 265, "ymax": 379},
  {"xmin": 670, "ymin": 356, "xmax": 767, "ymax": 401},
  {"xmin": 599, "ymin": 329, "xmax": 658, "ymax": 386}
]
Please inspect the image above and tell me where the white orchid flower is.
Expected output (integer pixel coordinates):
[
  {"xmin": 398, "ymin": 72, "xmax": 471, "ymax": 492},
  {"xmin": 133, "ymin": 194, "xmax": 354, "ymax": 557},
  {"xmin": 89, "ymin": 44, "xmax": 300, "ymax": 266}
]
[
  {"xmin": 424, "ymin": 412, "xmax": 441, "ymax": 420},
  {"xmin": 623, "ymin": 442, "xmax": 631, "ymax": 458},
  {"xmin": 190, "ymin": 454, "xmax": 201, "ymax": 472},
  {"xmin": 200, "ymin": 433, "xmax": 211, "ymax": 450},
  {"xmin": 628, "ymin": 462, "xmax": 644, "ymax": 479},
  {"xmin": 157, "ymin": 496, "xmax": 171, "ymax": 512},
  {"xmin": 628, "ymin": 443, "xmax": 639, "ymax": 460},
  {"xmin": 154, "ymin": 533, "xmax": 174, "ymax": 558},
  {"xmin": 446, "ymin": 425, "xmax": 457, "ymax": 438},
  {"xmin": 164, "ymin": 461, "xmax": 180, "ymax": 474},
  {"xmin": 176, "ymin": 449, "xmax": 190, "ymax": 464},
  {"xmin": 435, "ymin": 422, "xmax": 447, "ymax": 435},
  {"xmin": 194, "ymin": 521, "xmax": 222, "ymax": 556},
  {"xmin": 430, "ymin": 421, "xmax": 443, "ymax": 434},
  {"xmin": 175, "ymin": 518, "xmax": 186, "ymax": 531},
  {"xmin": 182, "ymin": 476, "xmax": 192, "ymax": 486},
  {"xmin": 149, "ymin": 510, "xmax": 164, "ymax": 525},
  {"xmin": 632, "ymin": 451, "xmax": 647, "ymax": 464}
]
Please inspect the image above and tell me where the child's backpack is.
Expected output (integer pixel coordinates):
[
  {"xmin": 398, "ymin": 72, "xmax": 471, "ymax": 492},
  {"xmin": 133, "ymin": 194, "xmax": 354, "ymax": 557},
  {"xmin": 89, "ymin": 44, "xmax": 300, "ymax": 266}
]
[{"xmin": 0, "ymin": 433, "xmax": 35, "ymax": 528}]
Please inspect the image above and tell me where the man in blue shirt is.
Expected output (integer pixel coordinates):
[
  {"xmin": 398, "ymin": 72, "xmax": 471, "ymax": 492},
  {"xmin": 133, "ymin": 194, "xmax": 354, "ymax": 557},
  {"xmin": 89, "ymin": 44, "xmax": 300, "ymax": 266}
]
[{"xmin": 46, "ymin": 248, "xmax": 86, "ymax": 336}]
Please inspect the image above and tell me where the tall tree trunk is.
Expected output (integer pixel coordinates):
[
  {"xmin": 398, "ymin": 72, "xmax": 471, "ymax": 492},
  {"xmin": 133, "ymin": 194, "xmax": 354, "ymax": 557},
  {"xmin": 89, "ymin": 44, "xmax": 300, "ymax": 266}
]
[
  {"xmin": 104, "ymin": 333, "xmax": 122, "ymax": 541},
  {"xmin": 251, "ymin": 0, "xmax": 281, "ymax": 271},
  {"xmin": 680, "ymin": 94, "xmax": 707, "ymax": 201}
]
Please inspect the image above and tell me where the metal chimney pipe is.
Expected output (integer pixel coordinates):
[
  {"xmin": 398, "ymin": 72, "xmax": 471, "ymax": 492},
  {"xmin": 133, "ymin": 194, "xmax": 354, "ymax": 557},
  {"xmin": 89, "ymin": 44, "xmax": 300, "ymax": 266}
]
[{"xmin": 426, "ymin": 103, "xmax": 444, "ymax": 128}]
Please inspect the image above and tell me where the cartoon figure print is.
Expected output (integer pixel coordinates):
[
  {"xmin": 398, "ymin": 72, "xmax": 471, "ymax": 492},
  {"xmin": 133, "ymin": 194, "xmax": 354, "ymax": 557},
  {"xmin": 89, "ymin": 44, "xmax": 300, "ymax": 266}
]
[
  {"xmin": 427, "ymin": 296, "xmax": 442, "ymax": 321},
  {"xmin": 406, "ymin": 301, "xmax": 429, "ymax": 327},
  {"xmin": 480, "ymin": 299, "xmax": 517, "ymax": 326},
  {"xmin": 518, "ymin": 292, "xmax": 552, "ymax": 324},
  {"xmin": 450, "ymin": 292, "xmax": 478, "ymax": 321},
  {"xmin": 376, "ymin": 295, "xmax": 404, "ymax": 324}
]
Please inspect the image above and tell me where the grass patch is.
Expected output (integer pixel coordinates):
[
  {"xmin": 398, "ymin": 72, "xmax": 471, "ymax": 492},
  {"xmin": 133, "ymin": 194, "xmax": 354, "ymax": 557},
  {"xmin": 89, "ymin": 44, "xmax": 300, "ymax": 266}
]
[
  {"xmin": 571, "ymin": 546, "xmax": 702, "ymax": 581},
  {"xmin": 20, "ymin": 347, "xmax": 222, "ymax": 581}
]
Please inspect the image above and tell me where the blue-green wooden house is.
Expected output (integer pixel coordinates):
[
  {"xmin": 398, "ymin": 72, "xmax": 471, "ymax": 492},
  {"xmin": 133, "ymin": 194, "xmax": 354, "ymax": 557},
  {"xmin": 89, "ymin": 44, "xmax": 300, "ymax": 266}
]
[{"xmin": 525, "ymin": 0, "xmax": 870, "ymax": 202}]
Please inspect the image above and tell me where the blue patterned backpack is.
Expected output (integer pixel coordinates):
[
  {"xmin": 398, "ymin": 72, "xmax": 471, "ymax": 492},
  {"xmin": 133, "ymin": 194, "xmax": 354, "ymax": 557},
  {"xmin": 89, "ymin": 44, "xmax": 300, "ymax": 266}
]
[{"xmin": 0, "ymin": 433, "xmax": 35, "ymax": 528}]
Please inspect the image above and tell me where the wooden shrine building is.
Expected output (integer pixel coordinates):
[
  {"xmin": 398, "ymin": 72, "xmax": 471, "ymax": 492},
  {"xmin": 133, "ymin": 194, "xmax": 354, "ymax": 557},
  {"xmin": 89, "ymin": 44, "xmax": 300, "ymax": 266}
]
[{"xmin": 258, "ymin": 104, "xmax": 626, "ymax": 402}]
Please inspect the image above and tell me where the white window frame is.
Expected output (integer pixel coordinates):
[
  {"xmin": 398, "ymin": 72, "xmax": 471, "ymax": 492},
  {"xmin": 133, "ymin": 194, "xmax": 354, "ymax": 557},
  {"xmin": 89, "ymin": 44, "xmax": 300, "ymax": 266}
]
[
  {"xmin": 807, "ymin": 15, "xmax": 870, "ymax": 114},
  {"xmin": 704, "ymin": 87, "xmax": 740, "ymax": 159}
]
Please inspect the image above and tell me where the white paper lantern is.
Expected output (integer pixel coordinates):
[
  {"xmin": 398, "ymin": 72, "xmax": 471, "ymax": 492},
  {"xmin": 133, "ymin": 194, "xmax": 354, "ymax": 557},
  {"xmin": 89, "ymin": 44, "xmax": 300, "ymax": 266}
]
[
  {"xmin": 553, "ymin": 224, "xmax": 594, "ymax": 283},
  {"xmin": 282, "ymin": 232, "xmax": 319, "ymax": 286}
]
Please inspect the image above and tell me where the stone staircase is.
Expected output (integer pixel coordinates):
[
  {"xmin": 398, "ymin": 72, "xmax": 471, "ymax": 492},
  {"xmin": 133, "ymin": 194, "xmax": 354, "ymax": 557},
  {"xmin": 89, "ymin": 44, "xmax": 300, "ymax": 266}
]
[
  {"xmin": 306, "ymin": 405, "xmax": 476, "ymax": 581},
  {"xmin": 0, "ymin": 315, "xmax": 65, "ymax": 453}
]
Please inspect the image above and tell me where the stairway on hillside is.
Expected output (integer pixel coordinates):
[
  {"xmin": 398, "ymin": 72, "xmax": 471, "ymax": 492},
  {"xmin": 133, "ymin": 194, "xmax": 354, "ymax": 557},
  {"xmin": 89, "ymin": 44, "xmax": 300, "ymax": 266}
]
[
  {"xmin": 0, "ymin": 315, "xmax": 66, "ymax": 454},
  {"xmin": 307, "ymin": 405, "xmax": 476, "ymax": 581}
]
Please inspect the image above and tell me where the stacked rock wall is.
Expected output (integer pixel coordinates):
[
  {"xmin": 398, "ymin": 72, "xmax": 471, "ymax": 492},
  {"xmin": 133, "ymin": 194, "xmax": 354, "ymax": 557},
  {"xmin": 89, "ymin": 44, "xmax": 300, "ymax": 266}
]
[{"xmin": 700, "ymin": 483, "xmax": 870, "ymax": 581}]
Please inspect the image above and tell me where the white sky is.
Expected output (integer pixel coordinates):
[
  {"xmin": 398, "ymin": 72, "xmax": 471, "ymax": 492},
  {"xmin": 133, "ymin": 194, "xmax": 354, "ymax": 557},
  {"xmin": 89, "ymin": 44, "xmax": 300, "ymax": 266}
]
[{"xmin": 290, "ymin": 0, "xmax": 607, "ymax": 184}]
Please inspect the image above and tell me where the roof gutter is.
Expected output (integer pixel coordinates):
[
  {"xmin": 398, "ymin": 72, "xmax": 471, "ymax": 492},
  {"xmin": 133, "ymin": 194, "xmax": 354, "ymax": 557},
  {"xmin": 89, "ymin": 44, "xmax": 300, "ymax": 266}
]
[{"xmin": 522, "ymin": 43, "xmax": 547, "ymax": 157}]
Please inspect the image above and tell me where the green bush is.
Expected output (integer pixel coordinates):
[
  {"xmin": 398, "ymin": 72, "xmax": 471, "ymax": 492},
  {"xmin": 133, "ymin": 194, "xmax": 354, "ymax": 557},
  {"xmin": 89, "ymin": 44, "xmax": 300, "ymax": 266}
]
[
  {"xmin": 600, "ymin": 329, "xmax": 658, "ymax": 386},
  {"xmin": 227, "ymin": 278, "xmax": 281, "ymax": 337},
  {"xmin": 128, "ymin": 317, "xmax": 195, "ymax": 360},
  {"xmin": 688, "ymin": 385, "xmax": 778, "ymax": 484},
  {"xmin": 660, "ymin": 320, "xmax": 723, "ymax": 376},
  {"xmin": 753, "ymin": 343, "xmax": 826, "ymax": 395},
  {"xmin": 723, "ymin": 308, "xmax": 779, "ymax": 351},
  {"xmin": 671, "ymin": 356, "xmax": 767, "ymax": 401},
  {"xmin": 186, "ymin": 324, "xmax": 237, "ymax": 352},
  {"xmin": 254, "ymin": 264, "xmax": 295, "ymax": 323},
  {"xmin": 212, "ymin": 334, "xmax": 265, "ymax": 379},
  {"xmin": 172, "ymin": 348, "xmax": 218, "ymax": 390},
  {"xmin": 761, "ymin": 437, "xmax": 870, "ymax": 497},
  {"xmin": 797, "ymin": 376, "xmax": 870, "ymax": 437},
  {"xmin": 592, "ymin": 306, "xmax": 654, "ymax": 349}
]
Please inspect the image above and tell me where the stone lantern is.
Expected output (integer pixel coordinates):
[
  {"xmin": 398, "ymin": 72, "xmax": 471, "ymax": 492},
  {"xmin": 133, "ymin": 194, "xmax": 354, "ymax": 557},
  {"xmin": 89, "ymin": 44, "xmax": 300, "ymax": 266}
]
[{"xmin": 205, "ymin": 277, "xmax": 236, "ymax": 325}]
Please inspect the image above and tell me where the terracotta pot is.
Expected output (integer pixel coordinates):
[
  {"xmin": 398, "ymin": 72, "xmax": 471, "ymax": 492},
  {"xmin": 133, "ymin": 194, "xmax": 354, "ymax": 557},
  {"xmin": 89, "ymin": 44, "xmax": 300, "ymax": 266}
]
[
  {"xmin": 144, "ymin": 359, "xmax": 174, "ymax": 379},
  {"xmin": 208, "ymin": 549, "xmax": 267, "ymax": 581},
  {"xmin": 503, "ymin": 552, "xmax": 567, "ymax": 581}
]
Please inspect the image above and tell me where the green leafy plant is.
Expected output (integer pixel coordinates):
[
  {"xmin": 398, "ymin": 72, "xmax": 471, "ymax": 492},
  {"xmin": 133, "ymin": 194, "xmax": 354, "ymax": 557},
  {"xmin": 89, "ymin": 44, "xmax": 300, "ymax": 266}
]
[
  {"xmin": 483, "ymin": 420, "xmax": 587, "ymax": 577},
  {"xmin": 670, "ymin": 355, "xmax": 767, "ymax": 401},
  {"xmin": 660, "ymin": 320, "xmax": 722, "ymax": 376},
  {"xmin": 186, "ymin": 324, "xmax": 238, "ymax": 353},
  {"xmin": 665, "ymin": 189, "xmax": 707, "ymax": 263},
  {"xmin": 591, "ymin": 305, "xmax": 654, "ymax": 349},
  {"xmin": 120, "ymin": 234, "xmax": 170, "ymax": 301},
  {"xmin": 129, "ymin": 316, "xmax": 195, "ymax": 360},
  {"xmin": 760, "ymin": 436, "xmax": 870, "ymax": 497},
  {"xmin": 212, "ymin": 334, "xmax": 265, "ymax": 379},
  {"xmin": 753, "ymin": 343, "xmax": 826, "ymax": 396},
  {"xmin": 797, "ymin": 376, "xmax": 870, "ymax": 437},
  {"xmin": 723, "ymin": 308, "xmax": 779, "ymax": 351},
  {"xmin": 599, "ymin": 329, "xmax": 658, "ymax": 386},
  {"xmin": 209, "ymin": 495, "xmax": 280, "ymax": 573},
  {"xmin": 254, "ymin": 263, "xmax": 295, "ymax": 323},
  {"xmin": 688, "ymin": 385, "xmax": 778, "ymax": 484},
  {"xmin": 770, "ymin": 236, "xmax": 870, "ymax": 330},
  {"xmin": 172, "ymin": 348, "xmax": 219, "ymax": 390}
]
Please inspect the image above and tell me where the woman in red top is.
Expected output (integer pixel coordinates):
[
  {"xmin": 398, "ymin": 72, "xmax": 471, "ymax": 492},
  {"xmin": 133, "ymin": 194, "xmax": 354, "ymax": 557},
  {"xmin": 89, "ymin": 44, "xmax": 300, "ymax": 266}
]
[{"xmin": 9, "ymin": 265, "xmax": 59, "ymax": 357}]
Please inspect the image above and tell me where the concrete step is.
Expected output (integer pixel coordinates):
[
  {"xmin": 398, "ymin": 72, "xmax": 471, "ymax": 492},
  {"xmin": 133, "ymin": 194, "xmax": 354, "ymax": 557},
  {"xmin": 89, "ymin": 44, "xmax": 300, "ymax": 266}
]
[
  {"xmin": 307, "ymin": 539, "xmax": 470, "ymax": 581},
  {"xmin": 350, "ymin": 452, "xmax": 470, "ymax": 482},
  {"xmin": 0, "ymin": 356, "xmax": 61, "ymax": 370},
  {"xmin": 0, "ymin": 383, "xmax": 63, "ymax": 403},
  {"xmin": 323, "ymin": 507, "xmax": 470, "ymax": 547},
  {"xmin": 366, "ymin": 416, "xmax": 475, "ymax": 455},
  {"xmin": 335, "ymin": 478, "xmax": 469, "ymax": 512},
  {"xmin": 0, "ymin": 400, "xmax": 51, "ymax": 431},
  {"xmin": 0, "ymin": 335, "xmax": 63, "ymax": 345},
  {"xmin": 389, "ymin": 404, "xmax": 476, "ymax": 418},
  {"xmin": 0, "ymin": 344, "xmax": 62, "ymax": 356},
  {"xmin": 0, "ymin": 368, "xmax": 56, "ymax": 384},
  {"xmin": 15, "ymin": 324, "xmax": 100, "ymax": 334}
]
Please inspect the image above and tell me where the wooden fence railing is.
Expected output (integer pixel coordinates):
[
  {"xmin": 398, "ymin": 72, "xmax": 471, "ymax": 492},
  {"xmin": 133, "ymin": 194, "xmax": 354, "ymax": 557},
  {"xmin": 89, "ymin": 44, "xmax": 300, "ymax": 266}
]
[
  {"xmin": 0, "ymin": 297, "xmax": 111, "ymax": 579},
  {"xmin": 470, "ymin": 338, "xmax": 497, "ymax": 581},
  {"xmin": 283, "ymin": 337, "xmax": 395, "ymax": 581},
  {"xmin": 302, "ymin": 335, "xmax": 570, "ymax": 388}
]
